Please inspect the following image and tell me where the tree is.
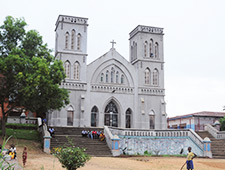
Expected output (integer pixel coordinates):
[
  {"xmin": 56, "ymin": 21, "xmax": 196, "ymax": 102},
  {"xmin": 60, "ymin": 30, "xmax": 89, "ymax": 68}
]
[
  {"xmin": 54, "ymin": 137, "xmax": 90, "ymax": 170},
  {"xmin": 0, "ymin": 16, "xmax": 69, "ymax": 136},
  {"xmin": 220, "ymin": 116, "xmax": 225, "ymax": 131}
]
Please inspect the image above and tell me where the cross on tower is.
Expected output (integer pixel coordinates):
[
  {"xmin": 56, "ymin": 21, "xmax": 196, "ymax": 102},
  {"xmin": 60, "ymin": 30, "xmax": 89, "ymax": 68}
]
[{"xmin": 110, "ymin": 40, "xmax": 116, "ymax": 49}]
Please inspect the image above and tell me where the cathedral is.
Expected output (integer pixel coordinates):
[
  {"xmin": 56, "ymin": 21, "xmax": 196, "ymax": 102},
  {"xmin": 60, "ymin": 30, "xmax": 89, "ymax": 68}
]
[{"xmin": 48, "ymin": 15, "xmax": 167, "ymax": 130}]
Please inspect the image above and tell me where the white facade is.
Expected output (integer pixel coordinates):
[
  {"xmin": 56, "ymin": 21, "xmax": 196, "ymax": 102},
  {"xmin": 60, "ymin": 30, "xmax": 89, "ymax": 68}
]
[{"xmin": 48, "ymin": 15, "xmax": 167, "ymax": 130}]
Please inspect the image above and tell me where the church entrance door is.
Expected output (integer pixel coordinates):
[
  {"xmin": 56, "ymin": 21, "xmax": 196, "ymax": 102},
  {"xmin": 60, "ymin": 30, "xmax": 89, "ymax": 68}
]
[{"xmin": 104, "ymin": 101, "xmax": 118, "ymax": 127}]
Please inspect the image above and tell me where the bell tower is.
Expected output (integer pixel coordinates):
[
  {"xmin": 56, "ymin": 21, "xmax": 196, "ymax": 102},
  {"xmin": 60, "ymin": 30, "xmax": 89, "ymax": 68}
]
[
  {"xmin": 129, "ymin": 25, "xmax": 164, "ymax": 88},
  {"xmin": 55, "ymin": 15, "xmax": 88, "ymax": 82},
  {"xmin": 129, "ymin": 25, "xmax": 167, "ymax": 129}
]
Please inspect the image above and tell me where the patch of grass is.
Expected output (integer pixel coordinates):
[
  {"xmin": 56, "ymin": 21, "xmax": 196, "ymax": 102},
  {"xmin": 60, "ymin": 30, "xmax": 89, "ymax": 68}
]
[{"xmin": 0, "ymin": 128, "xmax": 40, "ymax": 141}]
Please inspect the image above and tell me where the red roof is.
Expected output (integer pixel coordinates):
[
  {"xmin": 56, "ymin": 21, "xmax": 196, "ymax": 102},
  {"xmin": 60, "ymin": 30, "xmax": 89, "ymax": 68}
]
[{"xmin": 168, "ymin": 111, "xmax": 225, "ymax": 120}]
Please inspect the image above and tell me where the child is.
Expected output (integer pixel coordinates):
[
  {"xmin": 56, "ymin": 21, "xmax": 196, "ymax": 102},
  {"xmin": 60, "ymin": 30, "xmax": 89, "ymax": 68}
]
[
  {"xmin": 22, "ymin": 147, "xmax": 27, "ymax": 167},
  {"xmin": 186, "ymin": 147, "xmax": 197, "ymax": 170},
  {"xmin": 9, "ymin": 144, "xmax": 16, "ymax": 159}
]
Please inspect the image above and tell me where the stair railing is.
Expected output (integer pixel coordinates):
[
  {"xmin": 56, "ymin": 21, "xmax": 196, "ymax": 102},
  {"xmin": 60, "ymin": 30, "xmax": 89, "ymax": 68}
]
[
  {"xmin": 38, "ymin": 120, "xmax": 51, "ymax": 154},
  {"xmin": 188, "ymin": 129, "xmax": 204, "ymax": 150},
  {"xmin": 104, "ymin": 126, "xmax": 120, "ymax": 156},
  {"xmin": 205, "ymin": 124, "xmax": 225, "ymax": 139}
]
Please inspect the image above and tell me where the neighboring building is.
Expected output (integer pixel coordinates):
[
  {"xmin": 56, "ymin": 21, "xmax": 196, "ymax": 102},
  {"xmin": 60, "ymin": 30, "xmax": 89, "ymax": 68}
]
[
  {"xmin": 0, "ymin": 73, "xmax": 36, "ymax": 119},
  {"xmin": 167, "ymin": 111, "xmax": 225, "ymax": 131},
  {"xmin": 48, "ymin": 15, "xmax": 167, "ymax": 130}
]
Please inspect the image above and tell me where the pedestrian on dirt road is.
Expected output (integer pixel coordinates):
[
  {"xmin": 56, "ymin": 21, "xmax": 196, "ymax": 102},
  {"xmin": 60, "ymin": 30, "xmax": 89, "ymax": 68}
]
[
  {"xmin": 22, "ymin": 147, "xmax": 27, "ymax": 167},
  {"xmin": 186, "ymin": 147, "xmax": 197, "ymax": 170}
]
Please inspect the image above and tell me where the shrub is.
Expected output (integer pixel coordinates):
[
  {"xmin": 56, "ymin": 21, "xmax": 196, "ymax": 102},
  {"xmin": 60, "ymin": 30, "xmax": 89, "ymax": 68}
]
[
  {"xmin": 53, "ymin": 137, "xmax": 90, "ymax": 170},
  {"xmin": 144, "ymin": 150, "xmax": 148, "ymax": 155},
  {"xmin": 6, "ymin": 123, "xmax": 37, "ymax": 130},
  {"xmin": 220, "ymin": 116, "xmax": 225, "ymax": 131}
]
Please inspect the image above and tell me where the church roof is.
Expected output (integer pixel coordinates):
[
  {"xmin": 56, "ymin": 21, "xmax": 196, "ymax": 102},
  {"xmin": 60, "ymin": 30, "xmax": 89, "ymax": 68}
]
[{"xmin": 88, "ymin": 47, "xmax": 130, "ymax": 66}]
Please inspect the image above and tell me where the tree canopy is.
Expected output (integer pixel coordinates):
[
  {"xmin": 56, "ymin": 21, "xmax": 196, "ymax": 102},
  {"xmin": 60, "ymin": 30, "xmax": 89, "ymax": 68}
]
[{"xmin": 0, "ymin": 16, "xmax": 69, "ymax": 136}]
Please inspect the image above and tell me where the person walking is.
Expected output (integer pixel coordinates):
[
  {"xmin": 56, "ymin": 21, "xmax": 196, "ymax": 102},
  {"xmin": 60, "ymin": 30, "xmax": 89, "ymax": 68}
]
[{"xmin": 22, "ymin": 147, "xmax": 27, "ymax": 167}]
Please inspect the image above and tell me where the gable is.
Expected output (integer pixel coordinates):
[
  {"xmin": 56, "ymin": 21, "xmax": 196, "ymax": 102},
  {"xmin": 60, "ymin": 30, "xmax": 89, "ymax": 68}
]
[{"xmin": 87, "ymin": 49, "xmax": 135, "ymax": 87}]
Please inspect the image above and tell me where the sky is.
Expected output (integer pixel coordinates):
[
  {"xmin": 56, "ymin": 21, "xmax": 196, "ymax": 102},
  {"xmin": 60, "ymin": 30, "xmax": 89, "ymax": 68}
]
[{"xmin": 0, "ymin": 0, "xmax": 225, "ymax": 117}]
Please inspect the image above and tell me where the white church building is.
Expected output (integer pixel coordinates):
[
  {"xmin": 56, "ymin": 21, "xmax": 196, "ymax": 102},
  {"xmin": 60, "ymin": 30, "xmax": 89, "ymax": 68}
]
[{"xmin": 48, "ymin": 15, "xmax": 167, "ymax": 130}]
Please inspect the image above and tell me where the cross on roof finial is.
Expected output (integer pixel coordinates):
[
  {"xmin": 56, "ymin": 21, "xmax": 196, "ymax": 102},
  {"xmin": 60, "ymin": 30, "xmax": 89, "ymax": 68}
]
[{"xmin": 110, "ymin": 40, "xmax": 116, "ymax": 49}]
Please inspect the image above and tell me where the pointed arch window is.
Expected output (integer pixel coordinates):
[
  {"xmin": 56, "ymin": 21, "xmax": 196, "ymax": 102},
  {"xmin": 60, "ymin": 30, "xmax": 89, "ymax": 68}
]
[
  {"xmin": 144, "ymin": 41, "xmax": 148, "ymax": 57},
  {"xmin": 91, "ymin": 106, "xmax": 98, "ymax": 127},
  {"xmin": 155, "ymin": 42, "xmax": 159, "ymax": 59},
  {"xmin": 65, "ymin": 32, "xmax": 69, "ymax": 49},
  {"xmin": 153, "ymin": 69, "xmax": 159, "ymax": 86},
  {"xmin": 106, "ymin": 70, "xmax": 109, "ymax": 83},
  {"xmin": 77, "ymin": 33, "xmax": 81, "ymax": 50},
  {"xmin": 64, "ymin": 61, "xmax": 71, "ymax": 78},
  {"xmin": 133, "ymin": 42, "xmax": 137, "ymax": 60},
  {"xmin": 126, "ymin": 108, "xmax": 132, "ymax": 128},
  {"xmin": 145, "ymin": 68, "xmax": 150, "ymax": 84},
  {"xmin": 131, "ymin": 45, "xmax": 134, "ymax": 61},
  {"xmin": 150, "ymin": 39, "xmax": 154, "ymax": 57},
  {"xmin": 101, "ymin": 73, "xmax": 104, "ymax": 82},
  {"xmin": 116, "ymin": 71, "xmax": 119, "ymax": 83},
  {"xmin": 121, "ymin": 74, "xmax": 124, "ymax": 84},
  {"xmin": 71, "ymin": 30, "xmax": 76, "ymax": 50},
  {"xmin": 149, "ymin": 110, "xmax": 155, "ymax": 129},
  {"xmin": 111, "ymin": 67, "xmax": 114, "ymax": 83},
  {"xmin": 74, "ymin": 62, "xmax": 80, "ymax": 80}
]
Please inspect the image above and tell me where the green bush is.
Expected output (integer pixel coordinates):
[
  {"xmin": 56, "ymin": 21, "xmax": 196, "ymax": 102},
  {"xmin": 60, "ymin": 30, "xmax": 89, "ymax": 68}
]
[
  {"xmin": 54, "ymin": 137, "xmax": 90, "ymax": 170},
  {"xmin": 220, "ymin": 116, "xmax": 225, "ymax": 131},
  {"xmin": 144, "ymin": 150, "xmax": 152, "ymax": 156},
  {"xmin": 6, "ymin": 123, "xmax": 37, "ymax": 127},
  {"xmin": 6, "ymin": 123, "xmax": 37, "ymax": 130}
]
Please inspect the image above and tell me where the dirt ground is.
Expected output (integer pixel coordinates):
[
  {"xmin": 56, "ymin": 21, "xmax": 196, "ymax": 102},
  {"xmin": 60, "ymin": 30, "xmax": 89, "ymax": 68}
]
[
  {"xmin": 20, "ymin": 154, "xmax": 225, "ymax": 170},
  {"xmin": 2, "ymin": 138, "xmax": 225, "ymax": 170}
]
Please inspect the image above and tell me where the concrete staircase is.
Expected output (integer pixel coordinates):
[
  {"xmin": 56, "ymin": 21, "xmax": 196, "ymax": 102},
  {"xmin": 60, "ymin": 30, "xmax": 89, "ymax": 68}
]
[
  {"xmin": 197, "ymin": 131, "xmax": 225, "ymax": 159},
  {"xmin": 50, "ymin": 127, "xmax": 112, "ymax": 157}
]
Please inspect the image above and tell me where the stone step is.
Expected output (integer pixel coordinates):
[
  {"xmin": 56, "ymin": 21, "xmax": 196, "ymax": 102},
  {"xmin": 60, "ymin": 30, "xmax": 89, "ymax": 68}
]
[
  {"xmin": 196, "ymin": 131, "xmax": 225, "ymax": 158},
  {"xmin": 49, "ymin": 127, "xmax": 111, "ymax": 156},
  {"xmin": 51, "ymin": 127, "xmax": 104, "ymax": 135},
  {"xmin": 212, "ymin": 148, "xmax": 225, "ymax": 150},
  {"xmin": 196, "ymin": 131, "xmax": 214, "ymax": 139}
]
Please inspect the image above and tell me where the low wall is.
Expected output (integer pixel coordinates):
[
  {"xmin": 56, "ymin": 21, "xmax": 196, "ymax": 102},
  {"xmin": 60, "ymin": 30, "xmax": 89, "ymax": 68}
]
[
  {"xmin": 105, "ymin": 126, "xmax": 211, "ymax": 157},
  {"xmin": 119, "ymin": 136, "xmax": 203, "ymax": 156},
  {"xmin": 7, "ymin": 116, "xmax": 37, "ymax": 124}
]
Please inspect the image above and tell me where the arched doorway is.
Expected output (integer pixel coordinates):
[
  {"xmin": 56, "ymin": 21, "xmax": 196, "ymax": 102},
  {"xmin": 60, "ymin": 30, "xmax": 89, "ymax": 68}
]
[
  {"xmin": 91, "ymin": 106, "xmax": 98, "ymax": 127},
  {"xmin": 104, "ymin": 101, "xmax": 118, "ymax": 127},
  {"xmin": 126, "ymin": 108, "xmax": 132, "ymax": 128},
  {"xmin": 67, "ymin": 106, "xmax": 74, "ymax": 126}
]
